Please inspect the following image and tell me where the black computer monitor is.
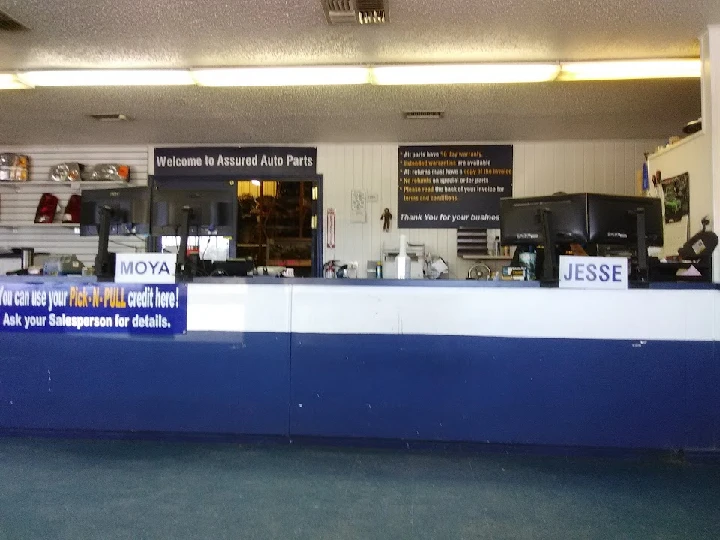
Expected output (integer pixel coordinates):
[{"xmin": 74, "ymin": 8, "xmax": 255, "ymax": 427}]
[
  {"xmin": 500, "ymin": 194, "xmax": 588, "ymax": 245},
  {"xmin": 149, "ymin": 179, "xmax": 238, "ymax": 279},
  {"xmin": 149, "ymin": 184, "xmax": 236, "ymax": 237},
  {"xmin": 587, "ymin": 194, "xmax": 663, "ymax": 246},
  {"xmin": 79, "ymin": 187, "xmax": 150, "ymax": 236},
  {"xmin": 79, "ymin": 187, "xmax": 150, "ymax": 280}
]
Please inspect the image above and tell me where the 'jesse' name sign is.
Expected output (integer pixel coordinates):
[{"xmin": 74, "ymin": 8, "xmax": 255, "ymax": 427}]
[{"xmin": 559, "ymin": 256, "xmax": 628, "ymax": 290}]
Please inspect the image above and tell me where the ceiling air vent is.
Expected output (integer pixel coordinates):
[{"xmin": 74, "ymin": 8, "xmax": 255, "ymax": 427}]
[
  {"xmin": 322, "ymin": 0, "xmax": 387, "ymax": 25},
  {"xmin": 0, "ymin": 9, "xmax": 29, "ymax": 32},
  {"xmin": 404, "ymin": 111, "xmax": 444, "ymax": 120},
  {"xmin": 356, "ymin": 0, "xmax": 386, "ymax": 24}
]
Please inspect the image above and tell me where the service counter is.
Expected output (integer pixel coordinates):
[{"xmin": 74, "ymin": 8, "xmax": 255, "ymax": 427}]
[{"xmin": 0, "ymin": 276, "xmax": 718, "ymax": 453}]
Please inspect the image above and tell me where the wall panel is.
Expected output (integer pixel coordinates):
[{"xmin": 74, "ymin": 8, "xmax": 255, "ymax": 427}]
[
  {"xmin": 1, "ymin": 141, "xmax": 659, "ymax": 276},
  {"xmin": 317, "ymin": 140, "xmax": 661, "ymax": 279},
  {"xmin": 0, "ymin": 146, "xmax": 150, "ymax": 267}
]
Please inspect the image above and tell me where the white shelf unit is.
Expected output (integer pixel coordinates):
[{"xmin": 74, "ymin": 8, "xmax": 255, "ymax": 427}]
[
  {"xmin": 460, "ymin": 255, "xmax": 513, "ymax": 261},
  {"xmin": 0, "ymin": 222, "xmax": 80, "ymax": 230},
  {"xmin": 0, "ymin": 146, "xmax": 149, "ymax": 266},
  {"xmin": 0, "ymin": 181, "xmax": 131, "ymax": 192}
]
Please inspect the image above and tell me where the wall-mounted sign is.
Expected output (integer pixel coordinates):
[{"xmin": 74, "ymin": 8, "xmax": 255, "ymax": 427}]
[
  {"xmin": 351, "ymin": 189, "xmax": 367, "ymax": 223},
  {"xmin": 559, "ymin": 256, "xmax": 628, "ymax": 290},
  {"xmin": 154, "ymin": 146, "xmax": 317, "ymax": 177},
  {"xmin": 397, "ymin": 145, "xmax": 513, "ymax": 229},
  {"xmin": 661, "ymin": 172, "xmax": 690, "ymax": 224},
  {"xmin": 0, "ymin": 282, "xmax": 186, "ymax": 334},
  {"xmin": 115, "ymin": 253, "xmax": 177, "ymax": 284}
]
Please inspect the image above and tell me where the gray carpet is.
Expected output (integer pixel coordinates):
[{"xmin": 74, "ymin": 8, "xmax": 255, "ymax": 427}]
[{"xmin": 0, "ymin": 438, "xmax": 717, "ymax": 540}]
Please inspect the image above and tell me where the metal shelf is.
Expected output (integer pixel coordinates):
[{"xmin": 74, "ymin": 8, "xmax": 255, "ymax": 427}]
[
  {"xmin": 267, "ymin": 259, "xmax": 312, "ymax": 267},
  {"xmin": 269, "ymin": 237, "xmax": 312, "ymax": 243},
  {"xmin": 460, "ymin": 255, "xmax": 513, "ymax": 261},
  {"xmin": 0, "ymin": 181, "xmax": 132, "ymax": 191},
  {"xmin": 0, "ymin": 221, "xmax": 80, "ymax": 229}
]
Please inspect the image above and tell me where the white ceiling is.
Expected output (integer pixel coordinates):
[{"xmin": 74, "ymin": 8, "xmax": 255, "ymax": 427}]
[{"xmin": 0, "ymin": 0, "xmax": 713, "ymax": 144}]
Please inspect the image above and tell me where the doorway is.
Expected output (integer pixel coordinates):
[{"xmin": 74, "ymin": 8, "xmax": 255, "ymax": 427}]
[
  {"xmin": 151, "ymin": 174, "xmax": 323, "ymax": 277},
  {"xmin": 236, "ymin": 178, "xmax": 320, "ymax": 277}
]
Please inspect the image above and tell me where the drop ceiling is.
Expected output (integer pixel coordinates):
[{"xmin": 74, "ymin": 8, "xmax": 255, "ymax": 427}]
[{"xmin": 0, "ymin": 0, "xmax": 715, "ymax": 144}]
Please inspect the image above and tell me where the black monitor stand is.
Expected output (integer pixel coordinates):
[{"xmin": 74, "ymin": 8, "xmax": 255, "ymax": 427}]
[
  {"xmin": 632, "ymin": 207, "xmax": 649, "ymax": 285},
  {"xmin": 177, "ymin": 206, "xmax": 194, "ymax": 280},
  {"xmin": 539, "ymin": 208, "xmax": 558, "ymax": 285},
  {"xmin": 95, "ymin": 205, "xmax": 116, "ymax": 280}
]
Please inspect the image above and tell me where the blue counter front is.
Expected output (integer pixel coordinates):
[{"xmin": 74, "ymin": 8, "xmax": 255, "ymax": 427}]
[{"xmin": 0, "ymin": 277, "xmax": 718, "ymax": 452}]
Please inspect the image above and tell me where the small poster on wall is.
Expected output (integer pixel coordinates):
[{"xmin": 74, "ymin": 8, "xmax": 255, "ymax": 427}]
[
  {"xmin": 661, "ymin": 172, "xmax": 690, "ymax": 224},
  {"xmin": 397, "ymin": 145, "xmax": 513, "ymax": 229},
  {"xmin": 658, "ymin": 172, "xmax": 691, "ymax": 256},
  {"xmin": 350, "ymin": 189, "xmax": 367, "ymax": 223}
]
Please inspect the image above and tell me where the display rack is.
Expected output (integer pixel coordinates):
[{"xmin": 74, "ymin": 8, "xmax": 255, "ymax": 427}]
[
  {"xmin": 267, "ymin": 259, "xmax": 312, "ymax": 267},
  {"xmin": 0, "ymin": 221, "xmax": 79, "ymax": 229},
  {"xmin": 460, "ymin": 255, "xmax": 512, "ymax": 261},
  {"xmin": 457, "ymin": 228, "xmax": 508, "ymax": 260},
  {"xmin": 0, "ymin": 181, "xmax": 131, "ymax": 192}
]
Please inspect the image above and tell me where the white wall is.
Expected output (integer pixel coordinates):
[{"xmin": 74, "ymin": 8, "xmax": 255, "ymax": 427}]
[
  {"xmin": 0, "ymin": 141, "xmax": 658, "ymax": 275},
  {"xmin": 703, "ymin": 26, "xmax": 720, "ymax": 281},
  {"xmin": 647, "ymin": 133, "xmax": 712, "ymax": 257},
  {"xmin": 318, "ymin": 140, "xmax": 661, "ymax": 278}
]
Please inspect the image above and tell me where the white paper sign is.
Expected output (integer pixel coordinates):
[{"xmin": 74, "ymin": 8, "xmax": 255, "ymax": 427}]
[
  {"xmin": 351, "ymin": 189, "xmax": 367, "ymax": 223},
  {"xmin": 559, "ymin": 256, "xmax": 628, "ymax": 290},
  {"xmin": 115, "ymin": 253, "xmax": 177, "ymax": 284}
]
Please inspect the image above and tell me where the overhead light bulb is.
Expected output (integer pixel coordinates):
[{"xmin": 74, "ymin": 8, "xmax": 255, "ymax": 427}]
[
  {"xmin": 192, "ymin": 66, "xmax": 371, "ymax": 86},
  {"xmin": 250, "ymin": 179, "xmax": 261, "ymax": 186},
  {"xmin": 371, "ymin": 63, "xmax": 561, "ymax": 85},
  {"xmin": 7, "ymin": 58, "xmax": 703, "ymax": 90},
  {"xmin": 17, "ymin": 69, "xmax": 195, "ymax": 87},
  {"xmin": 559, "ymin": 59, "xmax": 701, "ymax": 81},
  {"xmin": 0, "ymin": 73, "xmax": 31, "ymax": 89}
]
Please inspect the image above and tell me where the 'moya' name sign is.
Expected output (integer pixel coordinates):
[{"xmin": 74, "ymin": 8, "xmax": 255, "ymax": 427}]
[
  {"xmin": 115, "ymin": 253, "xmax": 177, "ymax": 284},
  {"xmin": 559, "ymin": 256, "xmax": 628, "ymax": 290}
]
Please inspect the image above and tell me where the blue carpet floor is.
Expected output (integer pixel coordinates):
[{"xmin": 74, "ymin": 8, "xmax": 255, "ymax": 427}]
[{"xmin": 0, "ymin": 438, "xmax": 718, "ymax": 539}]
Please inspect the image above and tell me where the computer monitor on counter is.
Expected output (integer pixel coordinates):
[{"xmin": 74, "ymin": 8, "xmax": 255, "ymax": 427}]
[
  {"xmin": 80, "ymin": 187, "xmax": 150, "ymax": 279},
  {"xmin": 500, "ymin": 193, "xmax": 664, "ymax": 285},
  {"xmin": 500, "ymin": 194, "xmax": 589, "ymax": 246},
  {"xmin": 500, "ymin": 194, "xmax": 588, "ymax": 282}
]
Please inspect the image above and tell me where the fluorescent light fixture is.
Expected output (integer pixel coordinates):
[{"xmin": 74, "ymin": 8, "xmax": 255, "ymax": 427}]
[
  {"xmin": 7, "ymin": 59, "xmax": 702, "ymax": 89},
  {"xmin": 372, "ymin": 63, "xmax": 561, "ymax": 85},
  {"xmin": 0, "ymin": 73, "xmax": 30, "ymax": 89},
  {"xmin": 192, "ymin": 66, "xmax": 371, "ymax": 86},
  {"xmin": 559, "ymin": 59, "xmax": 701, "ymax": 81},
  {"xmin": 17, "ymin": 69, "xmax": 195, "ymax": 87}
]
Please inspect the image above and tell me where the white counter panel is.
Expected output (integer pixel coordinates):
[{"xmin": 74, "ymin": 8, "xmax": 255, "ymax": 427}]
[
  {"xmin": 290, "ymin": 285, "xmax": 716, "ymax": 342},
  {"xmin": 187, "ymin": 283, "xmax": 292, "ymax": 333}
]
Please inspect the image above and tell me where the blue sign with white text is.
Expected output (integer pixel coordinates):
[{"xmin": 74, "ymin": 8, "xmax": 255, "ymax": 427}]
[{"xmin": 0, "ymin": 282, "xmax": 187, "ymax": 334}]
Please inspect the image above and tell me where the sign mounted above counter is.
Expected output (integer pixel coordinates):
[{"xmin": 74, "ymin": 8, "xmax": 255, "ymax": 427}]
[
  {"xmin": 153, "ymin": 146, "xmax": 317, "ymax": 177},
  {"xmin": 397, "ymin": 144, "xmax": 513, "ymax": 229}
]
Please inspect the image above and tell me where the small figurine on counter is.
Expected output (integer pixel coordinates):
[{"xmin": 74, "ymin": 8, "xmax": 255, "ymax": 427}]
[{"xmin": 381, "ymin": 208, "xmax": 392, "ymax": 232}]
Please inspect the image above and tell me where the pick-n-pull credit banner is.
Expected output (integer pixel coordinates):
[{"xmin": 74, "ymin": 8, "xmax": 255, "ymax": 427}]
[{"xmin": 0, "ymin": 282, "xmax": 187, "ymax": 335}]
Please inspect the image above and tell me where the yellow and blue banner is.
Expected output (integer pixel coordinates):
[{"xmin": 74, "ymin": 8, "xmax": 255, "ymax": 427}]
[{"xmin": 0, "ymin": 282, "xmax": 186, "ymax": 334}]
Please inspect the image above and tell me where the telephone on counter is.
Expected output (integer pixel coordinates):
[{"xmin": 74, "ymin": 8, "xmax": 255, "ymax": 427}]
[
  {"xmin": 678, "ymin": 217, "xmax": 718, "ymax": 266},
  {"xmin": 652, "ymin": 217, "xmax": 718, "ymax": 282}
]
